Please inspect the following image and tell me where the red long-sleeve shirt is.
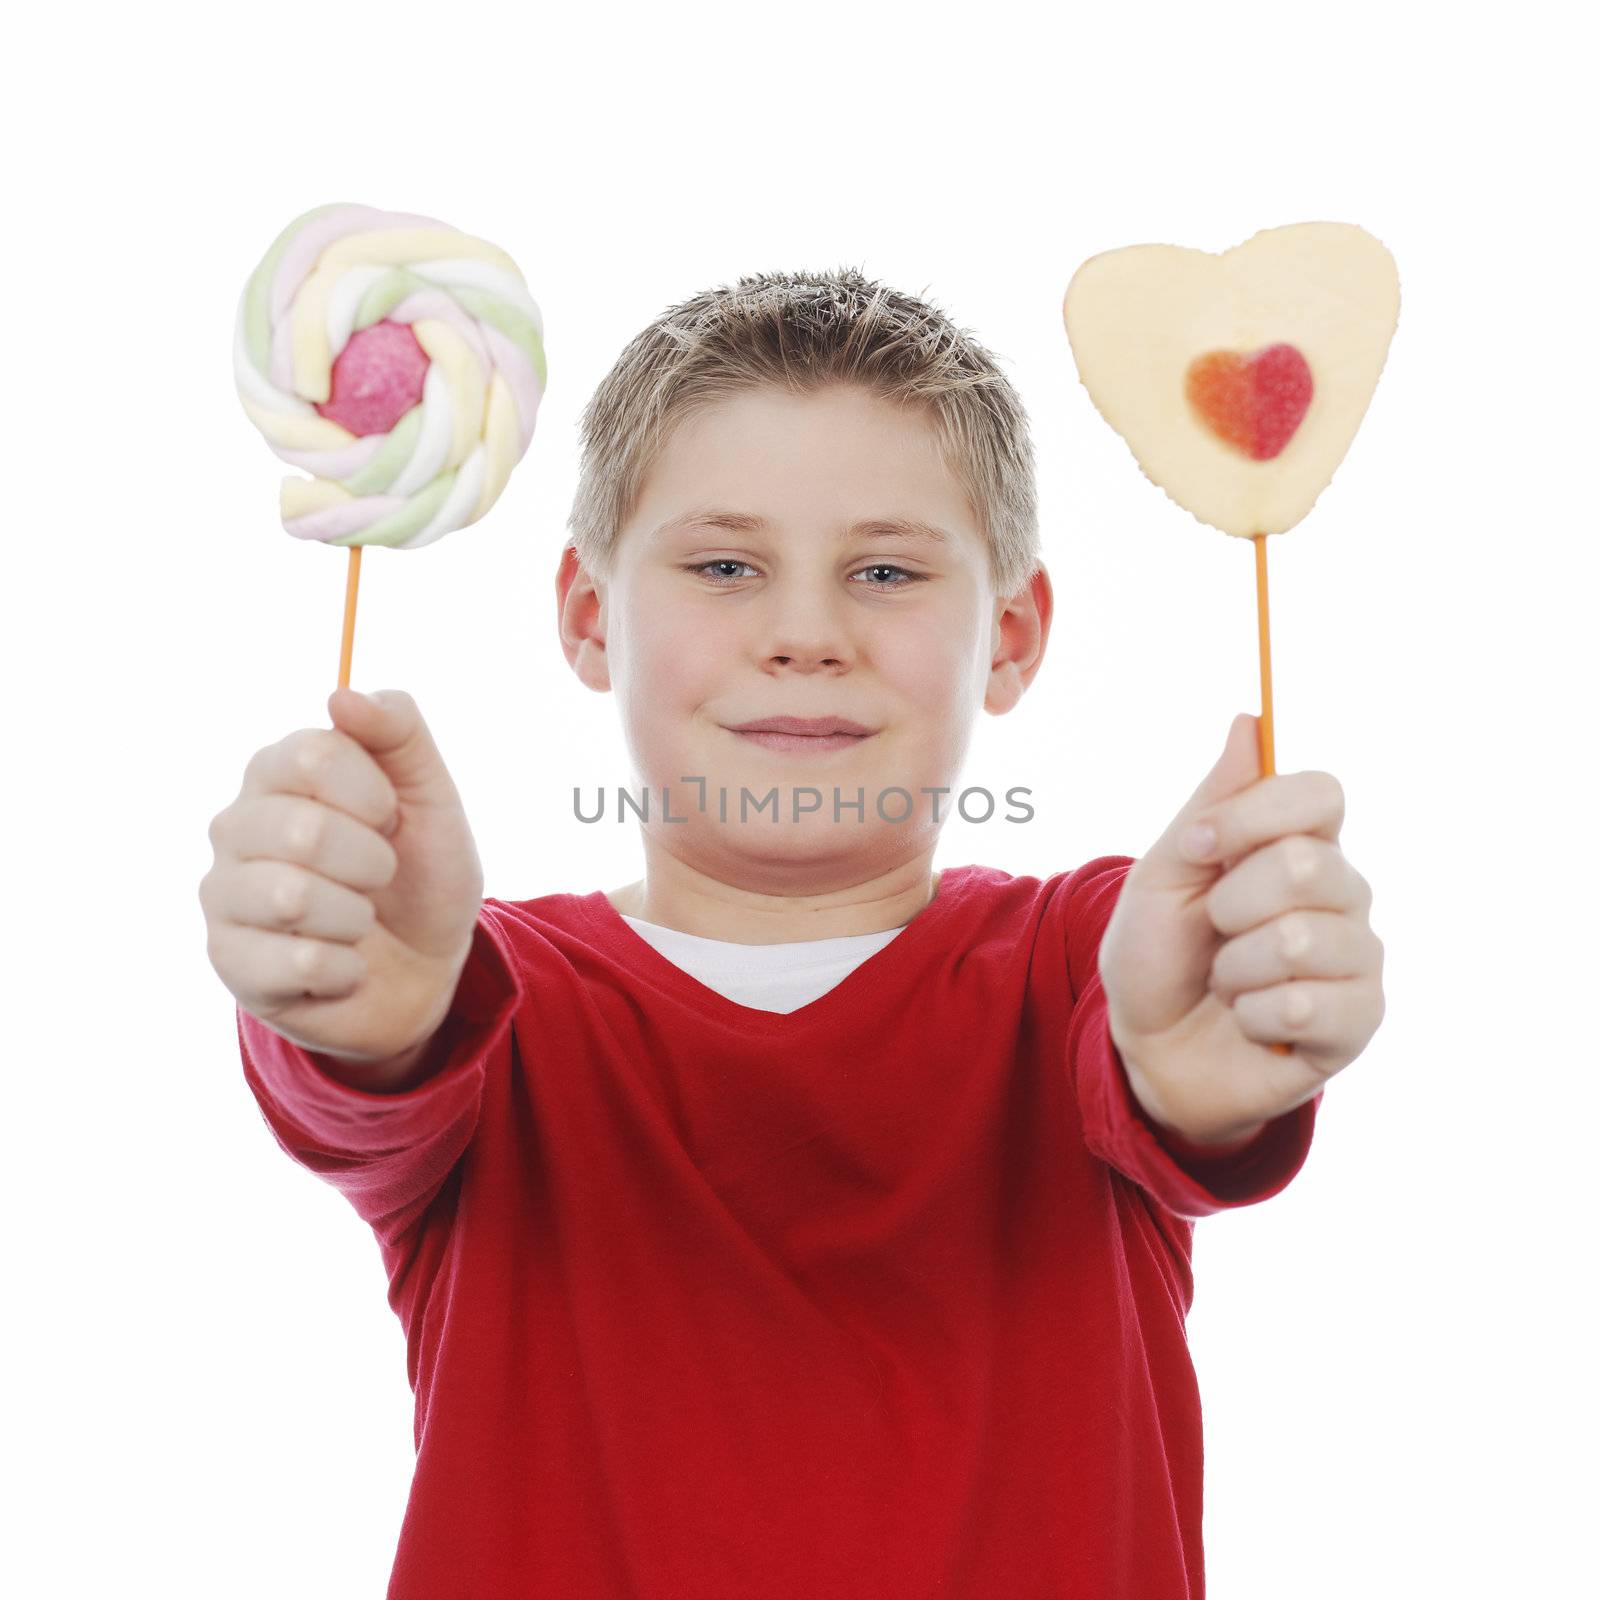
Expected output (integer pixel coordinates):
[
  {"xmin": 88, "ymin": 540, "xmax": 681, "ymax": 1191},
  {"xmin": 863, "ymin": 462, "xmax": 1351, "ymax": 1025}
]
[{"xmin": 237, "ymin": 857, "xmax": 1319, "ymax": 1598}]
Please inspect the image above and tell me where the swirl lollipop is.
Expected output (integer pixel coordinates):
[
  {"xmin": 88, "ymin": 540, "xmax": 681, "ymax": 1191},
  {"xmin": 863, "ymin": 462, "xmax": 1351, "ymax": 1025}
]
[
  {"xmin": 1063, "ymin": 221, "xmax": 1400, "ymax": 1055},
  {"xmin": 233, "ymin": 202, "xmax": 546, "ymax": 687}
]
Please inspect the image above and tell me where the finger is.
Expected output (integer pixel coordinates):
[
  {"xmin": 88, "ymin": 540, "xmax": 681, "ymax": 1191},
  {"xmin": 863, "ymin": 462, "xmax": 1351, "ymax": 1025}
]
[
  {"xmin": 326, "ymin": 688, "xmax": 461, "ymax": 812},
  {"xmin": 1231, "ymin": 976, "xmax": 1384, "ymax": 1062},
  {"xmin": 1206, "ymin": 836, "xmax": 1369, "ymax": 937},
  {"xmin": 240, "ymin": 727, "xmax": 401, "ymax": 837},
  {"xmin": 201, "ymin": 858, "xmax": 378, "ymax": 944},
  {"xmin": 1209, "ymin": 911, "xmax": 1382, "ymax": 1004},
  {"xmin": 207, "ymin": 921, "xmax": 367, "ymax": 1008},
  {"xmin": 1194, "ymin": 770, "xmax": 1344, "ymax": 866},
  {"xmin": 219, "ymin": 792, "xmax": 399, "ymax": 894}
]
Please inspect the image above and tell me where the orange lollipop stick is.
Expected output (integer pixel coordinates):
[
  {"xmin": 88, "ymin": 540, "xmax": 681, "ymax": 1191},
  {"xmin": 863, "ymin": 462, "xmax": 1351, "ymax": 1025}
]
[
  {"xmin": 1251, "ymin": 531, "xmax": 1292, "ymax": 1057},
  {"xmin": 337, "ymin": 546, "xmax": 362, "ymax": 691},
  {"xmin": 1253, "ymin": 533, "xmax": 1276, "ymax": 778}
]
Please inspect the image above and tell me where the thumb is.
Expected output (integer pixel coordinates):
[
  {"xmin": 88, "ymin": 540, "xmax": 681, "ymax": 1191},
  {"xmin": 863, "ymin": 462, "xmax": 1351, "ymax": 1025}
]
[
  {"xmin": 1186, "ymin": 711, "xmax": 1264, "ymax": 813},
  {"xmin": 1143, "ymin": 712, "xmax": 1264, "ymax": 882},
  {"xmin": 327, "ymin": 687, "xmax": 461, "ymax": 809}
]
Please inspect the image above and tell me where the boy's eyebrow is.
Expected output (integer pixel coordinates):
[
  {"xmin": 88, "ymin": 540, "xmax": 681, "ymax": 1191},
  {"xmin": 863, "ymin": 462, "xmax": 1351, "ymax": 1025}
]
[{"xmin": 654, "ymin": 509, "xmax": 951, "ymax": 545}]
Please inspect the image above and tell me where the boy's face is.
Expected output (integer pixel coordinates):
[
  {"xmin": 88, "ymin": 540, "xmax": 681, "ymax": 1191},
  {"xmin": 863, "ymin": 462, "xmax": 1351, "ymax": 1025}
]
[{"xmin": 560, "ymin": 382, "xmax": 1048, "ymax": 884}]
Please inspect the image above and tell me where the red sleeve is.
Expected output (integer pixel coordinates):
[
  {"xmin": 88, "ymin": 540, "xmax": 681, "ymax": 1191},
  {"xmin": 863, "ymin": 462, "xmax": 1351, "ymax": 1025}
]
[
  {"xmin": 236, "ymin": 904, "xmax": 523, "ymax": 1243},
  {"xmin": 1060, "ymin": 857, "xmax": 1319, "ymax": 1220}
]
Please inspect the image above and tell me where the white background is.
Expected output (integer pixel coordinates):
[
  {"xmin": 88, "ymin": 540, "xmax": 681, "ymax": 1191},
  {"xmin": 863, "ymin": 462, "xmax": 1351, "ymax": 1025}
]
[{"xmin": 7, "ymin": 0, "xmax": 1595, "ymax": 1594}]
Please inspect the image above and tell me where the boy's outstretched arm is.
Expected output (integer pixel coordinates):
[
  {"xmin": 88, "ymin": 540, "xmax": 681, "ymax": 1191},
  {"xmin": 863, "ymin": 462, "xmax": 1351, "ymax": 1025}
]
[
  {"xmin": 310, "ymin": 1017, "xmax": 452, "ymax": 1095},
  {"xmin": 1099, "ymin": 713, "xmax": 1386, "ymax": 1148}
]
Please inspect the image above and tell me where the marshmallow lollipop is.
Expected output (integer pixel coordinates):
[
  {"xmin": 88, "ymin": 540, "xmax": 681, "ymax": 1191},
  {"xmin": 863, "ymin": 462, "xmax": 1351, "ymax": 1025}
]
[
  {"xmin": 234, "ymin": 201, "xmax": 546, "ymax": 687},
  {"xmin": 1063, "ymin": 221, "xmax": 1400, "ymax": 1056}
]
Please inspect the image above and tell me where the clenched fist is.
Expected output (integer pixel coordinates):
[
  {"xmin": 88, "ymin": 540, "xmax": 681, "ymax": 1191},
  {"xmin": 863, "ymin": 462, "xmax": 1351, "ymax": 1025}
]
[{"xmin": 200, "ymin": 688, "xmax": 484, "ymax": 1068}]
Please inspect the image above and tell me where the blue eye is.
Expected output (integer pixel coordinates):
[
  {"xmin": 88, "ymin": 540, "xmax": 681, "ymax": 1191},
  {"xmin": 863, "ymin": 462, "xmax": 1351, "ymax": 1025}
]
[
  {"xmin": 689, "ymin": 560, "xmax": 757, "ymax": 584},
  {"xmin": 852, "ymin": 564, "xmax": 924, "ymax": 588}
]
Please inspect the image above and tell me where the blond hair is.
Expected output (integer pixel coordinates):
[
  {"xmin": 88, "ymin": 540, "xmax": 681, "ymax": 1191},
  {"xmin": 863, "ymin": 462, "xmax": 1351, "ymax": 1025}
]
[{"xmin": 565, "ymin": 266, "xmax": 1040, "ymax": 598}]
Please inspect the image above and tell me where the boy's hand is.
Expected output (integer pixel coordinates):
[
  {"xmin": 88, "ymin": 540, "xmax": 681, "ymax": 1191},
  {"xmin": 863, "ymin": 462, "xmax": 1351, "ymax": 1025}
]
[
  {"xmin": 200, "ymin": 688, "xmax": 485, "ymax": 1065},
  {"xmin": 1097, "ymin": 713, "xmax": 1385, "ymax": 1147}
]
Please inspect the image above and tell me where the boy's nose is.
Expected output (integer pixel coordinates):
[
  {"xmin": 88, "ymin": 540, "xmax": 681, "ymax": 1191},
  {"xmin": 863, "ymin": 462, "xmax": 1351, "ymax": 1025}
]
[
  {"xmin": 757, "ymin": 592, "xmax": 856, "ymax": 673},
  {"xmin": 768, "ymin": 651, "xmax": 847, "ymax": 672},
  {"xmin": 763, "ymin": 617, "xmax": 853, "ymax": 673}
]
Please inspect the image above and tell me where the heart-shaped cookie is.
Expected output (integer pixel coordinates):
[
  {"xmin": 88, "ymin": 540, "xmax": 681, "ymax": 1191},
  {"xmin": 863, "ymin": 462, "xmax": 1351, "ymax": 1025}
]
[{"xmin": 1063, "ymin": 223, "xmax": 1399, "ymax": 537}]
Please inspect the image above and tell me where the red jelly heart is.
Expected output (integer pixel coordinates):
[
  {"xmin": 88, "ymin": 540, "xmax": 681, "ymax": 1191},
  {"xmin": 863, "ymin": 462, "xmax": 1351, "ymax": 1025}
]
[
  {"xmin": 314, "ymin": 320, "xmax": 431, "ymax": 437},
  {"xmin": 1184, "ymin": 343, "xmax": 1313, "ymax": 461}
]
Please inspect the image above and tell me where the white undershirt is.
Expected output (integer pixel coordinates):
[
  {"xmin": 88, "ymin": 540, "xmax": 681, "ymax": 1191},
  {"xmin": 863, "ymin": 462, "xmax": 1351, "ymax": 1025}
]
[{"xmin": 619, "ymin": 915, "xmax": 905, "ymax": 1013}]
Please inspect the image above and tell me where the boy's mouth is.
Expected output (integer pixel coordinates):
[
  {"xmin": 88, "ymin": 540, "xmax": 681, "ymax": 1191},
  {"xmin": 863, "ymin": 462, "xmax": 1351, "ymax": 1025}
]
[{"xmin": 723, "ymin": 714, "xmax": 878, "ymax": 754}]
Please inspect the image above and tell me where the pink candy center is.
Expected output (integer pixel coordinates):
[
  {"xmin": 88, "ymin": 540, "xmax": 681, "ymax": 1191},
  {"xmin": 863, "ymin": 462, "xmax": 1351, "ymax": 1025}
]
[
  {"xmin": 1184, "ymin": 343, "xmax": 1314, "ymax": 461},
  {"xmin": 314, "ymin": 320, "xmax": 430, "ymax": 437}
]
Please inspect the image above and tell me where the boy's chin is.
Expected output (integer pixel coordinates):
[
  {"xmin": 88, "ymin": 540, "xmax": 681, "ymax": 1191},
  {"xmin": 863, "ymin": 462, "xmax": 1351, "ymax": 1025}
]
[{"xmin": 673, "ymin": 816, "xmax": 939, "ymax": 869}]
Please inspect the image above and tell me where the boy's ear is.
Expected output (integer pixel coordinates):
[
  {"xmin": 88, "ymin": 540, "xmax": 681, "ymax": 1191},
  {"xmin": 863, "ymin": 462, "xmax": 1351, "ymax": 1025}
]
[
  {"xmin": 984, "ymin": 563, "xmax": 1053, "ymax": 715},
  {"xmin": 555, "ymin": 544, "xmax": 612, "ymax": 692}
]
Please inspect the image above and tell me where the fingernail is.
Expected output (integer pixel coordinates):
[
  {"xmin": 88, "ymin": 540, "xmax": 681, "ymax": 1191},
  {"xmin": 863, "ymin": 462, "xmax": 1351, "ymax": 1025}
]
[{"xmin": 1182, "ymin": 824, "xmax": 1216, "ymax": 862}]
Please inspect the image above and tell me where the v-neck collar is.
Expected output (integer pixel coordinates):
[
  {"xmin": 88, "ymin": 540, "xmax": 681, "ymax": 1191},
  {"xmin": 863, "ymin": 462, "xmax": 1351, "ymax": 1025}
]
[{"xmin": 573, "ymin": 864, "xmax": 977, "ymax": 1031}]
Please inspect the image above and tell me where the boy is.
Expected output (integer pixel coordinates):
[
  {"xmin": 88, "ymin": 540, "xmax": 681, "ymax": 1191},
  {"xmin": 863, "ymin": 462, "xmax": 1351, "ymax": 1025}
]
[{"xmin": 201, "ymin": 268, "xmax": 1384, "ymax": 1597}]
